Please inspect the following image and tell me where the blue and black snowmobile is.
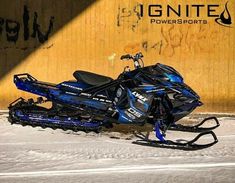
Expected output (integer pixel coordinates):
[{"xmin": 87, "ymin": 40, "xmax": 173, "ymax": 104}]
[{"xmin": 9, "ymin": 53, "xmax": 219, "ymax": 150}]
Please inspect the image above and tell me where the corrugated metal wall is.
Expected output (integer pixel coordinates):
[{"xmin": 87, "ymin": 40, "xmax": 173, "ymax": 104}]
[{"xmin": 0, "ymin": 0, "xmax": 234, "ymax": 112}]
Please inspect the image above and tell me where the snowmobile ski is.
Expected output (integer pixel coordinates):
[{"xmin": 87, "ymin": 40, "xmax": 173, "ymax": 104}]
[
  {"xmin": 133, "ymin": 131, "xmax": 218, "ymax": 150},
  {"xmin": 169, "ymin": 117, "xmax": 220, "ymax": 133}
]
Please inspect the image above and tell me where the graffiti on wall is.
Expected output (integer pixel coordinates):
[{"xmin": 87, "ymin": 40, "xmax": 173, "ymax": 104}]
[
  {"xmin": 123, "ymin": 23, "xmax": 228, "ymax": 58},
  {"xmin": 123, "ymin": 40, "xmax": 163, "ymax": 56},
  {"xmin": 118, "ymin": 2, "xmax": 230, "ymax": 57},
  {"xmin": 0, "ymin": 5, "xmax": 54, "ymax": 50},
  {"xmin": 117, "ymin": 3, "xmax": 143, "ymax": 32}
]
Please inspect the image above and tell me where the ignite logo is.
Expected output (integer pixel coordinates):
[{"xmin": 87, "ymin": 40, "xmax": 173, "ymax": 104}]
[
  {"xmin": 137, "ymin": 1, "xmax": 233, "ymax": 27},
  {"xmin": 215, "ymin": 1, "xmax": 232, "ymax": 27}
]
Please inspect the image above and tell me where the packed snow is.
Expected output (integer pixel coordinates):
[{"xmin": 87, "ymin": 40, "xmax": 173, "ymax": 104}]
[{"xmin": 0, "ymin": 113, "xmax": 234, "ymax": 183}]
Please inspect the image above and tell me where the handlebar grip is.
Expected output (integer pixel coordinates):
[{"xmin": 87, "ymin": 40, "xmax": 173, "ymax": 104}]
[{"xmin": 120, "ymin": 54, "xmax": 132, "ymax": 60}]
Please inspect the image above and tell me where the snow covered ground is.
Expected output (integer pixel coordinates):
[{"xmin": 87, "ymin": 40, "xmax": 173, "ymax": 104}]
[{"xmin": 0, "ymin": 113, "xmax": 235, "ymax": 183}]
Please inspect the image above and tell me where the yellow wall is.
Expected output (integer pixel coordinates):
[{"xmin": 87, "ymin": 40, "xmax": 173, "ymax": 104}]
[{"xmin": 0, "ymin": 0, "xmax": 234, "ymax": 113}]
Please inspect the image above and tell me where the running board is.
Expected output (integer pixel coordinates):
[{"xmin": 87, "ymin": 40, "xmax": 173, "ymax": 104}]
[{"xmin": 9, "ymin": 97, "xmax": 102, "ymax": 133}]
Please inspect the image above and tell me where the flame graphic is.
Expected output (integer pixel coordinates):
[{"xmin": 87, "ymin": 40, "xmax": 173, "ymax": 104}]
[{"xmin": 215, "ymin": 1, "xmax": 232, "ymax": 27}]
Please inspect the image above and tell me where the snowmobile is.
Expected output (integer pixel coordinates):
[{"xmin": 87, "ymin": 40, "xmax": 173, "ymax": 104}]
[{"xmin": 9, "ymin": 52, "xmax": 219, "ymax": 150}]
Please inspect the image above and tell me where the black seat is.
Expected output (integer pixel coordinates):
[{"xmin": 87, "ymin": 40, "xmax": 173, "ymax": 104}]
[{"xmin": 73, "ymin": 70, "xmax": 113, "ymax": 86}]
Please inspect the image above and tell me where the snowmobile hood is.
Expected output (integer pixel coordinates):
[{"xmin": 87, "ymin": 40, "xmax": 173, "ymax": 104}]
[
  {"xmin": 155, "ymin": 63, "xmax": 199, "ymax": 96},
  {"xmin": 155, "ymin": 63, "xmax": 183, "ymax": 83}
]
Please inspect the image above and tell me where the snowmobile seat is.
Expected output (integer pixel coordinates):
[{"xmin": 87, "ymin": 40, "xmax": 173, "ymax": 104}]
[{"xmin": 73, "ymin": 70, "xmax": 113, "ymax": 86}]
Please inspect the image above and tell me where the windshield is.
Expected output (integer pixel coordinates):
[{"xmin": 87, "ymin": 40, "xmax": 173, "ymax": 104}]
[{"xmin": 153, "ymin": 63, "xmax": 183, "ymax": 83}]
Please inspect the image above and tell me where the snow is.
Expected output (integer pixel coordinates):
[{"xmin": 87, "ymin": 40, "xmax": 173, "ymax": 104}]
[{"xmin": 0, "ymin": 113, "xmax": 235, "ymax": 183}]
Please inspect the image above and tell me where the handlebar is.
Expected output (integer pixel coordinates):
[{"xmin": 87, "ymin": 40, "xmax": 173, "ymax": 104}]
[
  {"xmin": 120, "ymin": 54, "xmax": 132, "ymax": 60},
  {"xmin": 120, "ymin": 52, "xmax": 144, "ymax": 69}
]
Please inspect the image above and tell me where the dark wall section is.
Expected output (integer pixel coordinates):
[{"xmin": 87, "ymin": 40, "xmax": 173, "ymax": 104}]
[{"xmin": 0, "ymin": 0, "xmax": 97, "ymax": 80}]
